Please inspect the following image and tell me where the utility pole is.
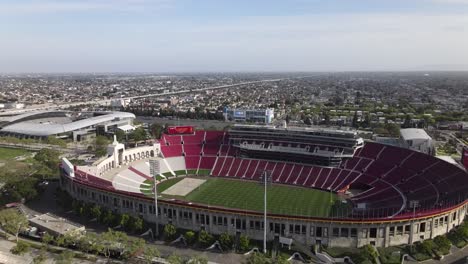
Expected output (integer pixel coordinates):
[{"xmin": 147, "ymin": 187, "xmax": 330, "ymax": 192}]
[
  {"xmin": 259, "ymin": 170, "xmax": 272, "ymax": 254},
  {"xmin": 149, "ymin": 159, "xmax": 160, "ymax": 238}
]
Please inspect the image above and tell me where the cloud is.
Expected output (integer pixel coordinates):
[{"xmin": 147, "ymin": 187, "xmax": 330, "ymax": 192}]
[{"xmin": 0, "ymin": 0, "xmax": 172, "ymax": 15}]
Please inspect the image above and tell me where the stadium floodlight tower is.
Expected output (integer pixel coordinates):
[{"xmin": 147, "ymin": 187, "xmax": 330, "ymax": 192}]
[
  {"xmin": 149, "ymin": 158, "xmax": 160, "ymax": 238},
  {"xmin": 409, "ymin": 200, "xmax": 419, "ymax": 251},
  {"xmin": 259, "ymin": 170, "xmax": 272, "ymax": 254}
]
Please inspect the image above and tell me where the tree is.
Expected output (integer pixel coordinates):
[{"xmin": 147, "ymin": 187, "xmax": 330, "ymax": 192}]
[
  {"xmin": 115, "ymin": 129, "xmax": 126, "ymax": 142},
  {"xmin": 384, "ymin": 123, "xmax": 400, "ymax": 137},
  {"xmin": 150, "ymin": 123, "xmax": 164, "ymax": 139},
  {"xmin": 219, "ymin": 232, "xmax": 233, "ymax": 250},
  {"xmin": 352, "ymin": 111, "xmax": 359, "ymax": 128},
  {"xmin": 403, "ymin": 114, "xmax": 412, "ymax": 128},
  {"xmin": 41, "ymin": 232, "xmax": 55, "ymax": 248},
  {"xmin": 0, "ymin": 209, "xmax": 29, "ymax": 242},
  {"xmin": 362, "ymin": 113, "xmax": 371, "ymax": 128},
  {"xmin": 131, "ymin": 127, "xmax": 147, "ymax": 142},
  {"xmin": 45, "ymin": 136, "xmax": 66, "ymax": 147},
  {"xmin": 34, "ymin": 148, "xmax": 61, "ymax": 179},
  {"xmin": 163, "ymin": 224, "xmax": 177, "ymax": 241},
  {"xmin": 10, "ymin": 240, "xmax": 30, "ymax": 255},
  {"xmin": 1, "ymin": 177, "xmax": 39, "ymax": 203},
  {"xmin": 238, "ymin": 234, "xmax": 250, "ymax": 252},
  {"xmin": 94, "ymin": 136, "xmax": 109, "ymax": 157}
]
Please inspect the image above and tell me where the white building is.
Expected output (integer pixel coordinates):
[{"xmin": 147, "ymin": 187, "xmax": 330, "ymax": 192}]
[{"xmin": 400, "ymin": 128, "xmax": 434, "ymax": 155}]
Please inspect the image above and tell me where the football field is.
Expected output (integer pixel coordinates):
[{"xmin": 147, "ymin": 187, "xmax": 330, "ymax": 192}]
[{"xmin": 142, "ymin": 177, "xmax": 349, "ymax": 217}]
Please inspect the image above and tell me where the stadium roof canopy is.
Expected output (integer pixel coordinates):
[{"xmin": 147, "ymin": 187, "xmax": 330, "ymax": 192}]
[{"xmin": 0, "ymin": 111, "xmax": 135, "ymax": 136}]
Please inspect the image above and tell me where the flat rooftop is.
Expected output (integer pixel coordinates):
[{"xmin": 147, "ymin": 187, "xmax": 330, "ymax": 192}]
[{"xmin": 29, "ymin": 213, "xmax": 85, "ymax": 236}]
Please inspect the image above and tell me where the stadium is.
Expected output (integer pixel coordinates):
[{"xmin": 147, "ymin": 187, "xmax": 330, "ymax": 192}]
[
  {"xmin": 60, "ymin": 124, "xmax": 468, "ymax": 249},
  {"xmin": 0, "ymin": 110, "xmax": 135, "ymax": 141}
]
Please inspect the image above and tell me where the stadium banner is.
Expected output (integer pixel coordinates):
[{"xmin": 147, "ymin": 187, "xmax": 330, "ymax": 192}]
[
  {"xmin": 463, "ymin": 147, "xmax": 468, "ymax": 170},
  {"xmin": 167, "ymin": 126, "xmax": 194, "ymax": 135}
]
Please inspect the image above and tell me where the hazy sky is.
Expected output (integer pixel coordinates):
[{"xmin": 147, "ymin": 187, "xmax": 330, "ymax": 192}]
[{"xmin": 1, "ymin": 0, "xmax": 468, "ymax": 72}]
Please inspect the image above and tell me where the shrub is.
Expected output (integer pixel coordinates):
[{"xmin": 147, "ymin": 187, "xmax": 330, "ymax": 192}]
[
  {"xmin": 163, "ymin": 224, "xmax": 177, "ymax": 241},
  {"xmin": 219, "ymin": 232, "xmax": 233, "ymax": 250},
  {"xmin": 198, "ymin": 230, "xmax": 214, "ymax": 247},
  {"xmin": 434, "ymin": 235, "xmax": 451, "ymax": 254},
  {"xmin": 184, "ymin": 231, "xmax": 196, "ymax": 245},
  {"xmin": 238, "ymin": 234, "xmax": 250, "ymax": 252},
  {"xmin": 167, "ymin": 253, "xmax": 183, "ymax": 264},
  {"xmin": 418, "ymin": 240, "xmax": 436, "ymax": 256},
  {"xmin": 10, "ymin": 241, "xmax": 30, "ymax": 255}
]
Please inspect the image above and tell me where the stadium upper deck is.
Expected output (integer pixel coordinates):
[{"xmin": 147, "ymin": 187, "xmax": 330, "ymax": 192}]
[{"xmin": 228, "ymin": 124, "xmax": 364, "ymax": 166}]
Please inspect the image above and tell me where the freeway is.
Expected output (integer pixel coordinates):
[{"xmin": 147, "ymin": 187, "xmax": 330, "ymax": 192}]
[{"xmin": 0, "ymin": 78, "xmax": 287, "ymax": 116}]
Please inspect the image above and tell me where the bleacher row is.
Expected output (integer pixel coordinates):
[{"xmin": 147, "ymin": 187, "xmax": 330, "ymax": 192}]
[
  {"xmin": 160, "ymin": 130, "xmax": 235, "ymax": 172},
  {"xmin": 75, "ymin": 130, "xmax": 468, "ymax": 218},
  {"xmin": 160, "ymin": 132, "xmax": 468, "ymax": 216}
]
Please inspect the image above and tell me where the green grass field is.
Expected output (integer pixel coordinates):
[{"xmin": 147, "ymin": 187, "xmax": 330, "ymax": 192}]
[
  {"xmin": 0, "ymin": 147, "xmax": 31, "ymax": 161},
  {"xmin": 141, "ymin": 177, "xmax": 349, "ymax": 217}
]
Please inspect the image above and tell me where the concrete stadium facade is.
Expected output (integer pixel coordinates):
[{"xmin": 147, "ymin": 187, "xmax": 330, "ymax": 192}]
[
  {"xmin": 60, "ymin": 171, "xmax": 467, "ymax": 248},
  {"xmin": 59, "ymin": 130, "xmax": 468, "ymax": 248}
]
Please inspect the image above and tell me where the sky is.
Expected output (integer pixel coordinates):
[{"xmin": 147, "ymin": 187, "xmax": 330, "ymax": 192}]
[{"xmin": 1, "ymin": 0, "xmax": 468, "ymax": 73}]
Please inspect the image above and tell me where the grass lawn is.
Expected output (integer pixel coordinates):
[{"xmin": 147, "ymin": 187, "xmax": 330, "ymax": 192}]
[
  {"xmin": 197, "ymin": 169, "xmax": 211, "ymax": 176},
  {"xmin": 174, "ymin": 170, "xmax": 186, "ymax": 176},
  {"xmin": 139, "ymin": 177, "xmax": 349, "ymax": 217},
  {"xmin": 180, "ymin": 178, "xmax": 345, "ymax": 217},
  {"xmin": 0, "ymin": 147, "xmax": 31, "ymax": 161},
  {"xmin": 186, "ymin": 169, "xmax": 198, "ymax": 175},
  {"xmin": 140, "ymin": 177, "xmax": 185, "ymax": 196}
]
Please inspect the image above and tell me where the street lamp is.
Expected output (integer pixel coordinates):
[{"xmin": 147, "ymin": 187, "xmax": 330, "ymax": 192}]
[
  {"xmin": 259, "ymin": 170, "xmax": 272, "ymax": 254},
  {"xmin": 149, "ymin": 159, "xmax": 160, "ymax": 238}
]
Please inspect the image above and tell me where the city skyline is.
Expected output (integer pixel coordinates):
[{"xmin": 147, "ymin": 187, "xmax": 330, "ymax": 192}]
[{"xmin": 2, "ymin": 0, "xmax": 468, "ymax": 72}]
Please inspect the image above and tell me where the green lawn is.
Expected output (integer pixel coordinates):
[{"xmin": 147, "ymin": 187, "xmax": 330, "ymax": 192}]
[
  {"xmin": 139, "ymin": 177, "xmax": 185, "ymax": 196},
  {"xmin": 186, "ymin": 169, "xmax": 198, "ymax": 175},
  {"xmin": 183, "ymin": 178, "xmax": 344, "ymax": 217},
  {"xmin": 197, "ymin": 169, "xmax": 211, "ymax": 176},
  {"xmin": 139, "ymin": 177, "xmax": 349, "ymax": 217},
  {"xmin": 0, "ymin": 147, "xmax": 31, "ymax": 161}
]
